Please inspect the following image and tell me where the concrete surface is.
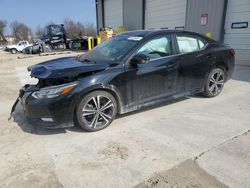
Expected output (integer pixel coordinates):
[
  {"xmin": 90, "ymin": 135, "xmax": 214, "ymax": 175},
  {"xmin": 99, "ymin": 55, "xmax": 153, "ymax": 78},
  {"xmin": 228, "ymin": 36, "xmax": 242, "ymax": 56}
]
[
  {"xmin": 0, "ymin": 50, "xmax": 249, "ymax": 187},
  {"xmin": 134, "ymin": 159, "xmax": 229, "ymax": 188},
  {"xmin": 197, "ymin": 131, "xmax": 250, "ymax": 188}
]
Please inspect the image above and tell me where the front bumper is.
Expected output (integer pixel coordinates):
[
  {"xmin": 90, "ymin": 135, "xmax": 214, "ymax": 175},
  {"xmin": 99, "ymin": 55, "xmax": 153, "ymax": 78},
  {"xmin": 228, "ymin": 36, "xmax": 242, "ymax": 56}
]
[
  {"xmin": 14, "ymin": 85, "xmax": 76, "ymax": 129},
  {"xmin": 5, "ymin": 48, "xmax": 10, "ymax": 52}
]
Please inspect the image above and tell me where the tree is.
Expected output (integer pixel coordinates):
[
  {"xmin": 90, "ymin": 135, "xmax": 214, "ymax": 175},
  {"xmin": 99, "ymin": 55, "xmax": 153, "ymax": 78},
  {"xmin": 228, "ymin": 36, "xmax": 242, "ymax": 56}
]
[
  {"xmin": 84, "ymin": 23, "xmax": 96, "ymax": 36},
  {"xmin": 76, "ymin": 22, "xmax": 85, "ymax": 37},
  {"xmin": 63, "ymin": 18, "xmax": 78, "ymax": 38},
  {"xmin": 35, "ymin": 25, "xmax": 44, "ymax": 37},
  {"xmin": 63, "ymin": 18, "xmax": 97, "ymax": 38},
  {"xmin": 0, "ymin": 20, "xmax": 7, "ymax": 43},
  {"xmin": 11, "ymin": 21, "xmax": 32, "ymax": 42}
]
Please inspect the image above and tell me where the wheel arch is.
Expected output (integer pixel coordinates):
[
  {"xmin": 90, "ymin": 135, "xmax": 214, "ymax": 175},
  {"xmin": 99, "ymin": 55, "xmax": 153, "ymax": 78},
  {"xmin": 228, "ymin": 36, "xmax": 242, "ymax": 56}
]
[
  {"xmin": 73, "ymin": 85, "xmax": 124, "ymax": 117},
  {"xmin": 214, "ymin": 61, "xmax": 229, "ymax": 81},
  {"xmin": 202, "ymin": 61, "xmax": 228, "ymax": 91},
  {"xmin": 87, "ymin": 88, "xmax": 123, "ymax": 114},
  {"xmin": 11, "ymin": 48, "xmax": 17, "ymax": 53}
]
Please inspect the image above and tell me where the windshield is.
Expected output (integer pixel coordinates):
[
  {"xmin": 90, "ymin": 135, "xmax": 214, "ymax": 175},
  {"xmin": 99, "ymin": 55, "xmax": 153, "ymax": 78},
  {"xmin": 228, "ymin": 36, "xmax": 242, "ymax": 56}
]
[
  {"xmin": 44, "ymin": 27, "xmax": 49, "ymax": 36},
  {"xmin": 51, "ymin": 25, "xmax": 62, "ymax": 35},
  {"xmin": 82, "ymin": 35, "xmax": 141, "ymax": 62}
]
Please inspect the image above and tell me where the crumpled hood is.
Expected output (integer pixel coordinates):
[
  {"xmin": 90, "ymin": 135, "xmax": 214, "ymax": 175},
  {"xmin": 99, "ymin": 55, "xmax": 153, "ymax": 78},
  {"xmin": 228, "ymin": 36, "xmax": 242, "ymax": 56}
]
[{"xmin": 28, "ymin": 57, "xmax": 108, "ymax": 79}]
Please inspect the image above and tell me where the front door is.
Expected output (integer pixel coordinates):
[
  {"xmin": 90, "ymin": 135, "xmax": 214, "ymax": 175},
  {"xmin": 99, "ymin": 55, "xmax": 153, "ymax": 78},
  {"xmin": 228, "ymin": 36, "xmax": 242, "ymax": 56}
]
[{"xmin": 125, "ymin": 35, "xmax": 179, "ymax": 108}]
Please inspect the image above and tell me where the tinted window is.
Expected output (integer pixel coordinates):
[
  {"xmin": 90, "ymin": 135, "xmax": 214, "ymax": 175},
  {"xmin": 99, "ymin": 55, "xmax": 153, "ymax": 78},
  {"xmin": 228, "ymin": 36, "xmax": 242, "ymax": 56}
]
[
  {"xmin": 51, "ymin": 25, "xmax": 62, "ymax": 35},
  {"xmin": 19, "ymin": 42, "xmax": 25, "ymax": 46},
  {"xmin": 177, "ymin": 36, "xmax": 199, "ymax": 53},
  {"xmin": 44, "ymin": 27, "xmax": 49, "ymax": 35},
  {"xmin": 137, "ymin": 35, "xmax": 172, "ymax": 60},
  {"xmin": 198, "ymin": 39, "xmax": 206, "ymax": 49},
  {"xmin": 83, "ymin": 35, "xmax": 139, "ymax": 62}
]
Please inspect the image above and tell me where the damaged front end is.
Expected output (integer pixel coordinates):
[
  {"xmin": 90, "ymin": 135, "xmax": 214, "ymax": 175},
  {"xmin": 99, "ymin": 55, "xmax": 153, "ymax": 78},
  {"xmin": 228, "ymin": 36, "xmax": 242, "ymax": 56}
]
[
  {"xmin": 10, "ymin": 80, "xmax": 79, "ymax": 128},
  {"xmin": 10, "ymin": 57, "xmax": 107, "ymax": 128}
]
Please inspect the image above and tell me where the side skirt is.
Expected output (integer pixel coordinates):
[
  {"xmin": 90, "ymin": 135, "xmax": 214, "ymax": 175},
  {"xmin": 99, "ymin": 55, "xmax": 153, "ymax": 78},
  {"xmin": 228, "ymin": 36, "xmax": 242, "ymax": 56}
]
[{"xmin": 120, "ymin": 89, "xmax": 202, "ymax": 115}]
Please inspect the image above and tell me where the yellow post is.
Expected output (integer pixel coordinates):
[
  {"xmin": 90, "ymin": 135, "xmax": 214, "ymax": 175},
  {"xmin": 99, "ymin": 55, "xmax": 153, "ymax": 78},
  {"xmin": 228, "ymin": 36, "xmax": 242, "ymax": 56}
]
[
  {"xmin": 206, "ymin": 32, "xmax": 212, "ymax": 38},
  {"xmin": 92, "ymin": 37, "xmax": 94, "ymax": 49},
  {"xmin": 88, "ymin": 37, "xmax": 93, "ymax": 50},
  {"xmin": 97, "ymin": 37, "xmax": 101, "ymax": 44}
]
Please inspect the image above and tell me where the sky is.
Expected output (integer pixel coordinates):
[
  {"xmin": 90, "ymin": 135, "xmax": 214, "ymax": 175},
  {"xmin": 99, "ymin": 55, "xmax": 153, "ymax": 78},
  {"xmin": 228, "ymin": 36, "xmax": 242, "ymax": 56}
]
[{"xmin": 0, "ymin": 0, "xmax": 97, "ymax": 35}]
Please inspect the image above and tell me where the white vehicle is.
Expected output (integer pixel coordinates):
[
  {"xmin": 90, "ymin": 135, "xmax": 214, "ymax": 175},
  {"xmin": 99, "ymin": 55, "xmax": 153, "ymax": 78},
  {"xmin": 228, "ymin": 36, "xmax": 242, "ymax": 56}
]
[
  {"xmin": 0, "ymin": 45, "xmax": 5, "ymax": 50},
  {"xmin": 6, "ymin": 41, "xmax": 32, "ymax": 54}
]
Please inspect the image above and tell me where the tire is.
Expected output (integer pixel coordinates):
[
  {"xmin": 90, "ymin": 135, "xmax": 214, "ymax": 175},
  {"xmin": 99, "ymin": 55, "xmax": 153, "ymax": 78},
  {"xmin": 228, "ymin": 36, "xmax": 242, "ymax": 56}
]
[
  {"xmin": 44, "ymin": 44, "xmax": 52, "ymax": 53},
  {"xmin": 76, "ymin": 90, "xmax": 117, "ymax": 132},
  {"xmin": 202, "ymin": 68, "xmax": 225, "ymax": 98},
  {"xmin": 11, "ymin": 48, "xmax": 17, "ymax": 54}
]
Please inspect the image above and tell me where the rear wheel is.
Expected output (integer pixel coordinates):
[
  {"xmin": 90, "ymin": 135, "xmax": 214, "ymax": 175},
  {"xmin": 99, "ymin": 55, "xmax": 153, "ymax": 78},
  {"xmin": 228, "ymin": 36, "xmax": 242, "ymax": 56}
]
[
  {"xmin": 76, "ymin": 91, "xmax": 117, "ymax": 132},
  {"xmin": 202, "ymin": 68, "xmax": 225, "ymax": 97}
]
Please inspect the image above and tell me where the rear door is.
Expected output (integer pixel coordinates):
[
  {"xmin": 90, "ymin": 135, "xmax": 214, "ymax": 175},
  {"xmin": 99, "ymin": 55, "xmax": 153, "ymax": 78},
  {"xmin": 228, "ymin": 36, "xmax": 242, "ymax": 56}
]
[
  {"xmin": 125, "ymin": 34, "xmax": 179, "ymax": 107},
  {"xmin": 174, "ymin": 34, "xmax": 213, "ymax": 94}
]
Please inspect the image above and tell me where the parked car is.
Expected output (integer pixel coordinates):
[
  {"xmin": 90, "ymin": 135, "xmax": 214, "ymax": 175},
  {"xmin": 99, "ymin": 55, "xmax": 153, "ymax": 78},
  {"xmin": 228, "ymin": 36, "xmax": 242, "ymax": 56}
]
[
  {"xmin": 0, "ymin": 45, "xmax": 6, "ymax": 50},
  {"xmin": 12, "ymin": 30, "xmax": 235, "ymax": 131},
  {"xmin": 23, "ymin": 39, "xmax": 46, "ymax": 54},
  {"xmin": 5, "ymin": 40, "xmax": 32, "ymax": 54}
]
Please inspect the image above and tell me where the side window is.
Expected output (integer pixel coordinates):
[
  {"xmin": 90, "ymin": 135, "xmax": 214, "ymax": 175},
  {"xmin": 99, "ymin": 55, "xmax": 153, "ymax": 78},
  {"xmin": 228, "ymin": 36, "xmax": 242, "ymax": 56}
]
[
  {"xmin": 198, "ymin": 39, "xmax": 205, "ymax": 49},
  {"xmin": 176, "ymin": 36, "xmax": 199, "ymax": 54},
  {"xmin": 136, "ymin": 35, "xmax": 172, "ymax": 60}
]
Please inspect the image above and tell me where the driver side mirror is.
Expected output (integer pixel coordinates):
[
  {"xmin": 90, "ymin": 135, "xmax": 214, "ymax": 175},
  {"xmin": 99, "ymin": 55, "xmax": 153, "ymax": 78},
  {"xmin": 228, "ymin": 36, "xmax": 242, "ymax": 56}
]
[{"xmin": 130, "ymin": 54, "xmax": 150, "ymax": 67}]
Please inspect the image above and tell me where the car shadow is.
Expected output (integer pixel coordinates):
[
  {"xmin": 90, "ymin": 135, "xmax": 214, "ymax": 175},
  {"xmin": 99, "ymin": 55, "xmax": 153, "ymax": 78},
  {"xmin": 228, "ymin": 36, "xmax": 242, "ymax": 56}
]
[{"xmin": 12, "ymin": 94, "xmax": 208, "ymax": 135}]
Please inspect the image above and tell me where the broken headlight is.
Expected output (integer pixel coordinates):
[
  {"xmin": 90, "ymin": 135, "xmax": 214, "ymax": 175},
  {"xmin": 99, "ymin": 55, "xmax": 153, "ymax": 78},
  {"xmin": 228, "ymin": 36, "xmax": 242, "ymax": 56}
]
[{"xmin": 32, "ymin": 82, "xmax": 78, "ymax": 99}]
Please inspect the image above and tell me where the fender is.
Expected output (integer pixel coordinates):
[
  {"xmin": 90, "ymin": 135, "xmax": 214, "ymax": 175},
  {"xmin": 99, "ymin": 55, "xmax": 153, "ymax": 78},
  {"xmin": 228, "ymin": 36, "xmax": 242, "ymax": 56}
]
[{"xmin": 70, "ymin": 83, "xmax": 125, "ymax": 115}]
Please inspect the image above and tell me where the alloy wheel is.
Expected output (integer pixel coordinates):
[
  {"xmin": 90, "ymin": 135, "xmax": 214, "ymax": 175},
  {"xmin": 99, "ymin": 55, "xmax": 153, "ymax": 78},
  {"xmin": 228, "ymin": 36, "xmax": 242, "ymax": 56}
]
[
  {"xmin": 81, "ymin": 95, "xmax": 114, "ymax": 129},
  {"xmin": 208, "ymin": 69, "xmax": 224, "ymax": 95}
]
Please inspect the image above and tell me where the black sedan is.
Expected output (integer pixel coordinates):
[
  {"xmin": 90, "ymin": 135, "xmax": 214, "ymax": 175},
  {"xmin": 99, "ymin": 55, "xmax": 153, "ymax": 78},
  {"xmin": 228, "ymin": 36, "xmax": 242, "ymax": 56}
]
[{"xmin": 12, "ymin": 30, "xmax": 235, "ymax": 131}]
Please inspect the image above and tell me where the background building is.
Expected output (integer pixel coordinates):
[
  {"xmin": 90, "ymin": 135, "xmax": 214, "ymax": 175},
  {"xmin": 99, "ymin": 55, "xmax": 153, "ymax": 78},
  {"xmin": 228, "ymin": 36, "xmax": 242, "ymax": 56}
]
[{"xmin": 96, "ymin": 0, "xmax": 250, "ymax": 65}]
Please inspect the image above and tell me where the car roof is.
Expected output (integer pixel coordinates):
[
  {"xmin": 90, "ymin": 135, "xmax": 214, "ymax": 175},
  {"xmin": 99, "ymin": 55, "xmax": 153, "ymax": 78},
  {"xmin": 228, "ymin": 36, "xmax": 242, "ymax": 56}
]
[
  {"xmin": 120, "ymin": 29, "xmax": 216, "ymax": 42},
  {"xmin": 121, "ymin": 29, "xmax": 181, "ymax": 36}
]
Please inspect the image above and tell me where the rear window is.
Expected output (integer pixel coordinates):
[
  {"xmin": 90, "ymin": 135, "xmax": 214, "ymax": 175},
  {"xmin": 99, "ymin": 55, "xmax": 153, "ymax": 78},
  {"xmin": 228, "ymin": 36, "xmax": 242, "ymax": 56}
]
[
  {"xmin": 177, "ymin": 36, "xmax": 199, "ymax": 53},
  {"xmin": 176, "ymin": 35, "xmax": 207, "ymax": 54}
]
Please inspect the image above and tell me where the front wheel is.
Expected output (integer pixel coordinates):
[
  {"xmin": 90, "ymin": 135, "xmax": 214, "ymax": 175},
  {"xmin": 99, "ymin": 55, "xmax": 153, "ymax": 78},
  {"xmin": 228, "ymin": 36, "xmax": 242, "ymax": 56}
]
[
  {"xmin": 75, "ymin": 91, "xmax": 117, "ymax": 132},
  {"xmin": 202, "ymin": 68, "xmax": 225, "ymax": 98},
  {"xmin": 11, "ymin": 48, "xmax": 17, "ymax": 54},
  {"xmin": 44, "ymin": 44, "xmax": 52, "ymax": 53}
]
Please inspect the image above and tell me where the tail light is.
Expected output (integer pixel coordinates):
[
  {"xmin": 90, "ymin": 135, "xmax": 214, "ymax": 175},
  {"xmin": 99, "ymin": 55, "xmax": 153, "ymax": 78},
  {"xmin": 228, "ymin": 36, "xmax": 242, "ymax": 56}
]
[{"xmin": 229, "ymin": 49, "xmax": 236, "ymax": 57}]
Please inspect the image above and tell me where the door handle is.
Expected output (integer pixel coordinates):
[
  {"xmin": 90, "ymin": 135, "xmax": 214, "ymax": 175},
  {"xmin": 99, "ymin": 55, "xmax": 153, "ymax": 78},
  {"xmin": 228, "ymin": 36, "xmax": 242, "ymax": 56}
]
[
  {"xmin": 206, "ymin": 54, "xmax": 213, "ymax": 59},
  {"xmin": 166, "ymin": 62, "xmax": 177, "ymax": 68}
]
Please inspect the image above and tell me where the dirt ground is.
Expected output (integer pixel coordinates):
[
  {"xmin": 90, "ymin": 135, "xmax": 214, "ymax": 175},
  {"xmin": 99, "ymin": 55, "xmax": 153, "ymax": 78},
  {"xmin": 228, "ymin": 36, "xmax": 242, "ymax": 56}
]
[
  {"xmin": 134, "ymin": 159, "xmax": 228, "ymax": 188},
  {"xmin": 0, "ymin": 50, "xmax": 249, "ymax": 188}
]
